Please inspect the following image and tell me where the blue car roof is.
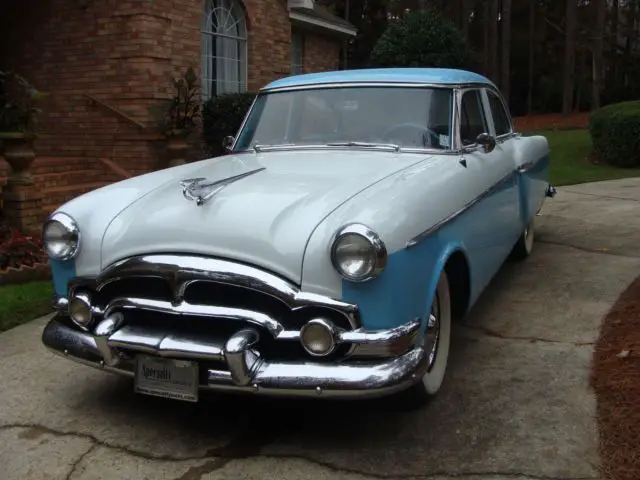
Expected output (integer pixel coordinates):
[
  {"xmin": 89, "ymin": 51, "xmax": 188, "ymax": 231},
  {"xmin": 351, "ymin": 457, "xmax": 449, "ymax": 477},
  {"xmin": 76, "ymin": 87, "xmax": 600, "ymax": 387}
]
[{"xmin": 262, "ymin": 68, "xmax": 496, "ymax": 91}]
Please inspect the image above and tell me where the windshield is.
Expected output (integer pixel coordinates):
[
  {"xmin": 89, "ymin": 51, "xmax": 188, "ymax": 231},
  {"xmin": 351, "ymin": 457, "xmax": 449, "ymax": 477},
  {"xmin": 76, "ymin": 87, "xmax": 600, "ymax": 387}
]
[{"xmin": 234, "ymin": 86, "xmax": 454, "ymax": 152}]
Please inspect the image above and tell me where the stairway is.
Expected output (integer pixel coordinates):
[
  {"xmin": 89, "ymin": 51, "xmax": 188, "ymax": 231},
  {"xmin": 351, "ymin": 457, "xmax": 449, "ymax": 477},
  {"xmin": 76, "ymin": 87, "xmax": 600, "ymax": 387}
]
[{"xmin": 32, "ymin": 157, "xmax": 117, "ymax": 214}]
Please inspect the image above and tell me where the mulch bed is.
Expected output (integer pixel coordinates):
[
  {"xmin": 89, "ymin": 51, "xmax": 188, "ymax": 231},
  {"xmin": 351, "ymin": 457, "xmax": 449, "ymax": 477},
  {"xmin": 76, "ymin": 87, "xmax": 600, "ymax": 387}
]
[
  {"xmin": 513, "ymin": 112, "xmax": 590, "ymax": 132},
  {"xmin": 591, "ymin": 276, "xmax": 640, "ymax": 480}
]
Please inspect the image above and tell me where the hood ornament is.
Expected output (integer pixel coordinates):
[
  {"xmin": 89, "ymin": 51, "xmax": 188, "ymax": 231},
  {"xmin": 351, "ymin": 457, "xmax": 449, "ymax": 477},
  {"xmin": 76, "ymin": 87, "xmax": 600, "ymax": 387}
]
[{"xmin": 180, "ymin": 167, "xmax": 266, "ymax": 206}]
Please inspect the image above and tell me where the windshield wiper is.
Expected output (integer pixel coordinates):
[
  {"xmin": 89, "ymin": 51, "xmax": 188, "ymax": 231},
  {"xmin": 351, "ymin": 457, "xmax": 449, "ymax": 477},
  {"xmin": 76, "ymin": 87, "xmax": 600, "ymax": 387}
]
[
  {"xmin": 252, "ymin": 143, "xmax": 296, "ymax": 152},
  {"xmin": 326, "ymin": 141, "xmax": 401, "ymax": 152}
]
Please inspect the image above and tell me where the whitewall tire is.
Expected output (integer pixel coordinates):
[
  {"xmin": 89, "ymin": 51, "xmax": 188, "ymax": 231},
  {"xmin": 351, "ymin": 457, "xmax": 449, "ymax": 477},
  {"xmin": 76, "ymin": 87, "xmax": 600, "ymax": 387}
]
[
  {"xmin": 400, "ymin": 270, "xmax": 452, "ymax": 407},
  {"xmin": 510, "ymin": 219, "xmax": 535, "ymax": 261}
]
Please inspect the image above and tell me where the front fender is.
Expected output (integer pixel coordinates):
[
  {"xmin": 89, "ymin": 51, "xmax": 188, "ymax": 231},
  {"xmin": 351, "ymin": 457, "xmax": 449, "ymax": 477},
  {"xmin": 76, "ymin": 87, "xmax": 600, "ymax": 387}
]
[
  {"xmin": 341, "ymin": 237, "xmax": 470, "ymax": 332},
  {"xmin": 300, "ymin": 156, "xmax": 473, "ymax": 331}
]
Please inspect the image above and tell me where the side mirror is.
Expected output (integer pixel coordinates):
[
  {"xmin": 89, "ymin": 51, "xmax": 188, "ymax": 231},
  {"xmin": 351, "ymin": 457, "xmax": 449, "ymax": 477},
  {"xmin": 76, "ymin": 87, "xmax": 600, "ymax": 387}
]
[
  {"xmin": 476, "ymin": 133, "xmax": 496, "ymax": 153},
  {"xmin": 222, "ymin": 136, "xmax": 235, "ymax": 153}
]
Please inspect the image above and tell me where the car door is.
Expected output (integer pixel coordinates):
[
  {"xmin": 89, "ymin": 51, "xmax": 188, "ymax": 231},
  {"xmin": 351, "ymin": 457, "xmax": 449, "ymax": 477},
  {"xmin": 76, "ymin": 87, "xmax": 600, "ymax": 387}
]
[
  {"xmin": 485, "ymin": 88, "xmax": 546, "ymax": 229},
  {"xmin": 458, "ymin": 88, "xmax": 520, "ymax": 292}
]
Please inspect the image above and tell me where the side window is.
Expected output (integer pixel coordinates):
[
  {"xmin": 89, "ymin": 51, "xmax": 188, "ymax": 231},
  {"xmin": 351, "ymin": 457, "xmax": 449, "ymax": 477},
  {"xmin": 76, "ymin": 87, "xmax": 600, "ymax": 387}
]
[
  {"xmin": 459, "ymin": 90, "xmax": 488, "ymax": 146},
  {"xmin": 487, "ymin": 91, "xmax": 512, "ymax": 136}
]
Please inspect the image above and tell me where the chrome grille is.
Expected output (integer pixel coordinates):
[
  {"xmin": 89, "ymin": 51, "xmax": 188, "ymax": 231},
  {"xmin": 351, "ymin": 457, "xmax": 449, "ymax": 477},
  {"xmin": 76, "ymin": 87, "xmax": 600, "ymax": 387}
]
[{"xmin": 69, "ymin": 254, "xmax": 360, "ymax": 362}]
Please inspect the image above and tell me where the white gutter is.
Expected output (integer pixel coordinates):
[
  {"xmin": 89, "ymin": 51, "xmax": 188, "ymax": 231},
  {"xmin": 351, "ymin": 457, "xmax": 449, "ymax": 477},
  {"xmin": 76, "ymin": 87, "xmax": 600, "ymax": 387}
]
[{"xmin": 289, "ymin": 11, "xmax": 358, "ymax": 37}]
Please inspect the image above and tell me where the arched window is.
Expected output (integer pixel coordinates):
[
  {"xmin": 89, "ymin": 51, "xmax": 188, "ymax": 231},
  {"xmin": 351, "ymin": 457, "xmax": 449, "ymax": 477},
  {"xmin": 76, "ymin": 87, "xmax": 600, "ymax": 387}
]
[{"xmin": 202, "ymin": 0, "xmax": 248, "ymax": 99}]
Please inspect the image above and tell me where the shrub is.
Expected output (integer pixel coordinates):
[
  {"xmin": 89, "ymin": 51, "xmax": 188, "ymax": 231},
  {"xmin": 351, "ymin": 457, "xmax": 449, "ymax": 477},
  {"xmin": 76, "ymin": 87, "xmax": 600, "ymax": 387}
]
[
  {"xmin": 589, "ymin": 101, "xmax": 640, "ymax": 168},
  {"xmin": 202, "ymin": 92, "xmax": 256, "ymax": 156},
  {"xmin": 0, "ymin": 221, "xmax": 47, "ymax": 270},
  {"xmin": 370, "ymin": 10, "xmax": 473, "ymax": 69}
]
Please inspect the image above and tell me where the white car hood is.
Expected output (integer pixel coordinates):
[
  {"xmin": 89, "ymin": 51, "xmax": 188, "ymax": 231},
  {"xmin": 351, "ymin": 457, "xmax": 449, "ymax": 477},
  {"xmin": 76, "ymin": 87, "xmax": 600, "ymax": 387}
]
[{"xmin": 101, "ymin": 150, "xmax": 427, "ymax": 283}]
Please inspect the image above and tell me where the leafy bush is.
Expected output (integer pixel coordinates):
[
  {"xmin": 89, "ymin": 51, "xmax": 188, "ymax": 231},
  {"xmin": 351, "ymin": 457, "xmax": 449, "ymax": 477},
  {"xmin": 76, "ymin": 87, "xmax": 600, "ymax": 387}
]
[
  {"xmin": 589, "ymin": 101, "xmax": 640, "ymax": 168},
  {"xmin": 149, "ymin": 67, "xmax": 202, "ymax": 136},
  {"xmin": 0, "ymin": 221, "xmax": 47, "ymax": 270},
  {"xmin": 202, "ymin": 92, "xmax": 256, "ymax": 156},
  {"xmin": 370, "ymin": 10, "xmax": 473, "ymax": 69}
]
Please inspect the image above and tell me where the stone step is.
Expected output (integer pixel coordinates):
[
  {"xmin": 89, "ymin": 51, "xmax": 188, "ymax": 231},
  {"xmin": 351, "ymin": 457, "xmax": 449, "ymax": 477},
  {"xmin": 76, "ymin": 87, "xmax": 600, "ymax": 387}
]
[
  {"xmin": 36, "ymin": 169, "xmax": 109, "ymax": 189},
  {"xmin": 31, "ymin": 156, "xmax": 101, "ymax": 175}
]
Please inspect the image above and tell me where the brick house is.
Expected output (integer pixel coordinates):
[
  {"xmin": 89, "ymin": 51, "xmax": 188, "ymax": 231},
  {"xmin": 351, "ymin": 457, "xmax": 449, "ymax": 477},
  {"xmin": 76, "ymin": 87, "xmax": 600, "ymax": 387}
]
[{"xmin": 0, "ymin": 0, "xmax": 356, "ymax": 228}]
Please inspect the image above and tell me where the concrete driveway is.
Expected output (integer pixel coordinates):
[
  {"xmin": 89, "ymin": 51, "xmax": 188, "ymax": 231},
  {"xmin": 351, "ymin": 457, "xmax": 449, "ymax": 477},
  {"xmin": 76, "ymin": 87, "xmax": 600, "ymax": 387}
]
[{"xmin": 2, "ymin": 178, "xmax": 640, "ymax": 480}]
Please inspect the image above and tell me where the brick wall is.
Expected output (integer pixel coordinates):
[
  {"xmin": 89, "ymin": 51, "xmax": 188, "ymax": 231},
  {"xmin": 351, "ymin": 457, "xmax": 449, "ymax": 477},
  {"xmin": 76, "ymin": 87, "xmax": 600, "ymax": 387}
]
[
  {"xmin": 303, "ymin": 32, "xmax": 342, "ymax": 73},
  {"xmin": 0, "ymin": 0, "xmax": 345, "ymax": 216},
  {"xmin": 0, "ymin": 0, "xmax": 202, "ymax": 179},
  {"xmin": 242, "ymin": 1, "xmax": 344, "ymax": 89},
  {"xmin": 244, "ymin": 0, "xmax": 293, "ymax": 91}
]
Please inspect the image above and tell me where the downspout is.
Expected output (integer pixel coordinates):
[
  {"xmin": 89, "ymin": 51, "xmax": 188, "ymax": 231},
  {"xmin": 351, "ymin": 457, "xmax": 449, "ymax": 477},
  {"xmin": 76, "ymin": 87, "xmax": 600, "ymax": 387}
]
[{"xmin": 342, "ymin": 0, "xmax": 350, "ymax": 69}]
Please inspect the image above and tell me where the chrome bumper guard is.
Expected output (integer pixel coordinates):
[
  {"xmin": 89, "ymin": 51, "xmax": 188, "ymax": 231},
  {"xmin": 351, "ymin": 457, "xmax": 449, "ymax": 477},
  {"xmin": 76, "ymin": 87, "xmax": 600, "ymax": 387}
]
[{"xmin": 42, "ymin": 316, "xmax": 428, "ymax": 398}]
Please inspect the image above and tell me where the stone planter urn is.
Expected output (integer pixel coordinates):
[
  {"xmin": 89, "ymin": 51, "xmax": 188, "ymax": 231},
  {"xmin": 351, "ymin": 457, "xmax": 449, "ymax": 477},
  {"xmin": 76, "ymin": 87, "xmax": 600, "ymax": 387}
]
[
  {"xmin": 166, "ymin": 129, "xmax": 189, "ymax": 167},
  {"xmin": 0, "ymin": 131, "xmax": 42, "ymax": 234},
  {"xmin": 0, "ymin": 132, "xmax": 36, "ymax": 186}
]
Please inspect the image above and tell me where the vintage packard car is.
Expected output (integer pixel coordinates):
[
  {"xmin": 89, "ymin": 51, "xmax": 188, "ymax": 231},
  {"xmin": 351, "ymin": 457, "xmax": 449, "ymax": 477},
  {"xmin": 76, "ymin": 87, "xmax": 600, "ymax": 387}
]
[{"xmin": 42, "ymin": 68, "xmax": 555, "ymax": 406}]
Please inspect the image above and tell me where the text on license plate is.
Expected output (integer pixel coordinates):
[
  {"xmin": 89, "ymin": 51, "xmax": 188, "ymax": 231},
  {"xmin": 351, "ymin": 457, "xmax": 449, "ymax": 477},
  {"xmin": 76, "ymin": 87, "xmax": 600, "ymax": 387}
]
[{"xmin": 134, "ymin": 355, "xmax": 199, "ymax": 402}]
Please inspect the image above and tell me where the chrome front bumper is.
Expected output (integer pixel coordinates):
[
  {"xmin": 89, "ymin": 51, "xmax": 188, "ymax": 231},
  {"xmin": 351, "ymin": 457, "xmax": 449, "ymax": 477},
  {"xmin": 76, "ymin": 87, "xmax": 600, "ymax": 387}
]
[{"xmin": 42, "ymin": 316, "xmax": 428, "ymax": 399}]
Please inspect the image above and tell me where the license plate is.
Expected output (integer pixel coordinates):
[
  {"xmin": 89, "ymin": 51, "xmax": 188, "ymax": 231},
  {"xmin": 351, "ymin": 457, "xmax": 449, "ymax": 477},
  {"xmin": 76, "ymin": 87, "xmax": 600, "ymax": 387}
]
[{"xmin": 134, "ymin": 355, "xmax": 199, "ymax": 402}]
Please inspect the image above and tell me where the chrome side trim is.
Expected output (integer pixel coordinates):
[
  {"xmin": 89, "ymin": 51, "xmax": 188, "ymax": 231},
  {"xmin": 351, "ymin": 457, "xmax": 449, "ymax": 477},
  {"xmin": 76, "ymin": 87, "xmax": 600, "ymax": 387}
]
[
  {"xmin": 42, "ymin": 318, "xmax": 427, "ymax": 399},
  {"xmin": 406, "ymin": 169, "xmax": 518, "ymax": 248},
  {"xmin": 517, "ymin": 161, "xmax": 535, "ymax": 173}
]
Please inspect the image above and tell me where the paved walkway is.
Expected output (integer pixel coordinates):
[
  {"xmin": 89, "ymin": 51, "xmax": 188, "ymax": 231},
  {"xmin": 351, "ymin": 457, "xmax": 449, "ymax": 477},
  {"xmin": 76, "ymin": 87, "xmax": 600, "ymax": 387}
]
[{"xmin": 2, "ymin": 178, "xmax": 640, "ymax": 480}]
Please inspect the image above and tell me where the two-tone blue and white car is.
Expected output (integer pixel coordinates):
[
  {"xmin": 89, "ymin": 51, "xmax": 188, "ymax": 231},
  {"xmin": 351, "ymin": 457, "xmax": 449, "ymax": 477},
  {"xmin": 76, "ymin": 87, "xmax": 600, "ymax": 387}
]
[{"xmin": 41, "ymin": 68, "xmax": 555, "ymax": 406}]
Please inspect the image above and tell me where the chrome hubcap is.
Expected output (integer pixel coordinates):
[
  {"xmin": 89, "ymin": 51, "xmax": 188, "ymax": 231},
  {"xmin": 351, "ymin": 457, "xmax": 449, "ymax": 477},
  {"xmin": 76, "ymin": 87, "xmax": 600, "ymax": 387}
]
[{"xmin": 425, "ymin": 295, "xmax": 440, "ymax": 371}]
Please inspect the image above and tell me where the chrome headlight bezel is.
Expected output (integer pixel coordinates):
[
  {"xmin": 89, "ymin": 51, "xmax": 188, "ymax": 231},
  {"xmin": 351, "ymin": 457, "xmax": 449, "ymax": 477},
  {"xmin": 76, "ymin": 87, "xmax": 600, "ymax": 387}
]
[
  {"xmin": 42, "ymin": 212, "xmax": 81, "ymax": 261},
  {"xmin": 330, "ymin": 223, "xmax": 387, "ymax": 282}
]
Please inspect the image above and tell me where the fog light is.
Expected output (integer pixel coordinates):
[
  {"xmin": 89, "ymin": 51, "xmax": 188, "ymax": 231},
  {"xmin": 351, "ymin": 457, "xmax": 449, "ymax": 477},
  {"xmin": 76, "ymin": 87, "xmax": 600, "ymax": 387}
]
[
  {"xmin": 300, "ymin": 319, "xmax": 337, "ymax": 357},
  {"xmin": 69, "ymin": 293, "xmax": 93, "ymax": 328}
]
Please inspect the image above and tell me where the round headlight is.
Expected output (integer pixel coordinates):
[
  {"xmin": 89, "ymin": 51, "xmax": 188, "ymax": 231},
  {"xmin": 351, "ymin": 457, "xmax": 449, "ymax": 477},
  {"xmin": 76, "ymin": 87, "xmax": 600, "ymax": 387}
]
[
  {"xmin": 331, "ymin": 224, "xmax": 387, "ymax": 282},
  {"xmin": 42, "ymin": 212, "xmax": 80, "ymax": 260},
  {"xmin": 300, "ymin": 319, "xmax": 337, "ymax": 357}
]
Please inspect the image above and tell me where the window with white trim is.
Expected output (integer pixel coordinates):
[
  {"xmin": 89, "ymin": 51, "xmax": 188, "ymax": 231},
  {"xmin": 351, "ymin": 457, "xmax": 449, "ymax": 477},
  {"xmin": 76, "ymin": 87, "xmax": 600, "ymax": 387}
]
[{"xmin": 202, "ymin": 0, "xmax": 248, "ymax": 99}]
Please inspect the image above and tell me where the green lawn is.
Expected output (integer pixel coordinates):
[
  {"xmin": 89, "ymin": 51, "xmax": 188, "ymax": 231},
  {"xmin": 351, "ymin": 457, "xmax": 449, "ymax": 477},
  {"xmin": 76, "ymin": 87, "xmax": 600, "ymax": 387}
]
[
  {"xmin": 534, "ymin": 129, "xmax": 640, "ymax": 186},
  {"xmin": 0, "ymin": 281, "xmax": 54, "ymax": 333}
]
